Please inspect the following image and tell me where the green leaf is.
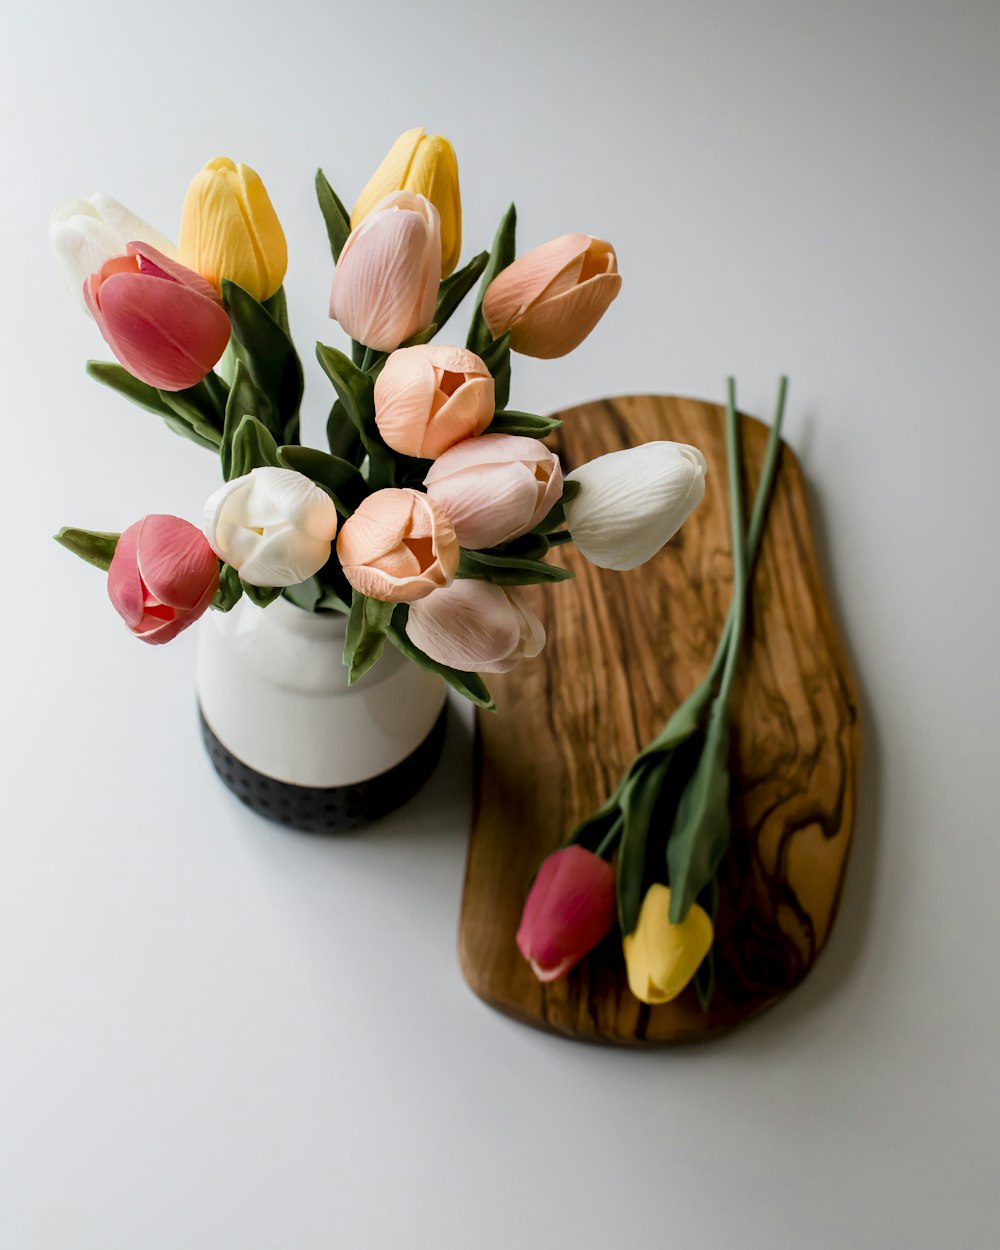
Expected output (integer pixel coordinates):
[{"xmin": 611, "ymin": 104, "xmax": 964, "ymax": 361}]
[
  {"xmin": 479, "ymin": 330, "xmax": 511, "ymax": 411},
  {"xmin": 222, "ymin": 360, "xmax": 273, "ymax": 479},
  {"xmin": 666, "ymin": 703, "xmax": 733, "ymax": 923},
  {"xmin": 436, "ymin": 251, "xmax": 488, "ymax": 332},
  {"xmin": 326, "ymin": 400, "xmax": 365, "ymax": 464},
  {"xmin": 486, "ymin": 409, "xmax": 563, "ymax": 438},
  {"xmin": 86, "ymin": 361, "xmax": 221, "ymax": 451},
  {"xmin": 534, "ymin": 478, "xmax": 582, "ymax": 535},
  {"xmin": 693, "ymin": 949, "xmax": 715, "ymax": 1010},
  {"xmin": 212, "ymin": 563, "xmax": 243, "ymax": 612},
  {"xmin": 223, "ymin": 280, "xmax": 304, "ymax": 444},
  {"xmin": 240, "ymin": 580, "xmax": 281, "ymax": 608},
  {"xmin": 316, "ymin": 168, "xmax": 352, "ymax": 262},
  {"xmin": 230, "ymin": 414, "xmax": 280, "ymax": 479},
  {"xmin": 616, "ymin": 754, "xmax": 673, "ymax": 935},
  {"xmin": 54, "ymin": 527, "xmax": 119, "ymax": 571},
  {"xmin": 343, "ymin": 592, "xmax": 395, "ymax": 683},
  {"xmin": 315, "ymin": 342, "xmax": 395, "ymax": 487},
  {"xmin": 277, "ymin": 444, "xmax": 368, "ymax": 516},
  {"xmin": 467, "ymin": 204, "xmax": 516, "ymax": 356},
  {"xmin": 262, "ymin": 286, "xmax": 291, "ymax": 335},
  {"xmin": 388, "ymin": 610, "xmax": 495, "ymax": 710},
  {"xmin": 458, "ymin": 547, "xmax": 573, "ymax": 585}
]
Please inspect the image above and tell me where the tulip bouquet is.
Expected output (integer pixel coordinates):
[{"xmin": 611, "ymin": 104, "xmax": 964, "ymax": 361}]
[{"xmin": 52, "ymin": 129, "xmax": 709, "ymax": 712}]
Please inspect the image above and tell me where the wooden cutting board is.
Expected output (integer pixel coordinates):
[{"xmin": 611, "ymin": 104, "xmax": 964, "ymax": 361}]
[{"xmin": 460, "ymin": 394, "xmax": 860, "ymax": 1044}]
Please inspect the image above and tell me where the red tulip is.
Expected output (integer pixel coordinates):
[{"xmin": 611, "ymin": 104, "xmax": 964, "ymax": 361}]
[
  {"xmin": 108, "ymin": 515, "xmax": 219, "ymax": 644},
  {"xmin": 516, "ymin": 845, "xmax": 616, "ymax": 982},
  {"xmin": 84, "ymin": 242, "xmax": 231, "ymax": 391}
]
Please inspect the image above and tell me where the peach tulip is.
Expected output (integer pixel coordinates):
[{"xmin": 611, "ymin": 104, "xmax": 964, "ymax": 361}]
[
  {"xmin": 405, "ymin": 579, "xmax": 544, "ymax": 673},
  {"xmin": 329, "ymin": 192, "xmax": 440, "ymax": 352},
  {"xmin": 373, "ymin": 343, "xmax": 494, "ymax": 459},
  {"xmin": 423, "ymin": 434, "xmax": 562, "ymax": 550},
  {"xmin": 516, "ymin": 846, "xmax": 617, "ymax": 982},
  {"xmin": 336, "ymin": 488, "xmax": 459, "ymax": 603},
  {"xmin": 482, "ymin": 234, "xmax": 622, "ymax": 359},
  {"xmin": 84, "ymin": 243, "xmax": 231, "ymax": 391},
  {"xmin": 107, "ymin": 515, "xmax": 219, "ymax": 644}
]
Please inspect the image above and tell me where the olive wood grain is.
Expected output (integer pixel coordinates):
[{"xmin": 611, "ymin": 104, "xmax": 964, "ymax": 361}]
[{"xmin": 459, "ymin": 394, "xmax": 860, "ymax": 1044}]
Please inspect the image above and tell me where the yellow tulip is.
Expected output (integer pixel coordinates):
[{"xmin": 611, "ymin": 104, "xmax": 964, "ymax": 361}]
[
  {"xmin": 352, "ymin": 128, "xmax": 462, "ymax": 277},
  {"xmin": 178, "ymin": 157, "xmax": 287, "ymax": 302},
  {"xmin": 622, "ymin": 884, "xmax": 713, "ymax": 1004}
]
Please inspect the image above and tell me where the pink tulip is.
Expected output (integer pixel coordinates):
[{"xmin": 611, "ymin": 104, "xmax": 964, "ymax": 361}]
[
  {"xmin": 482, "ymin": 234, "xmax": 622, "ymax": 359},
  {"xmin": 405, "ymin": 579, "xmax": 545, "ymax": 673},
  {"xmin": 329, "ymin": 191, "xmax": 441, "ymax": 352},
  {"xmin": 373, "ymin": 343, "xmax": 494, "ymax": 459},
  {"xmin": 107, "ymin": 515, "xmax": 220, "ymax": 644},
  {"xmin": 423, "ymin": 433, "xmax": 563, "ymax": 549},
  {"xmin": 516, "ymin": 846, "xmax": 617, "ymax": 982},
  {"xmin": 336, "ymin": 488, "xmax": 459, "ymax": 603},
  {"xmin": 83, "ymin": 243, "xmax": 231, "ymax": 391}
]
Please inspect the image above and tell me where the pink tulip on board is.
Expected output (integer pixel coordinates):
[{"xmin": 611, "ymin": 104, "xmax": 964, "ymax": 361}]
[
  {"xmin": 405, "ymin": 579, "xmax": 545, "ymax": 673},
  {"xmin": 107, "ymin": 515, "xmax": 219, "ymax": 644},
  {"xmin": 482, "ymin": 234, "xmax": 622, "ymax": 359},
  {"xmin": 423, "ymin": 433, "xmax": 563, "ymax": 549},
  {"xmin": 373, "ymin": 343, "xmax": 494, "ymax": 459},
  {"xmin": 83, "ymin": 242, "xmax": 231, "ymax": 391},
  {"xmin": 336, "ymin": 488, "xmax": 459, "ymax": 603},
  {"xmin": 516, "ymin": 846, "xmax": 617, "ymax": 982},
  {"xmin": 329, "ymin": 191, "xmax": 441, "ymax": 352}
]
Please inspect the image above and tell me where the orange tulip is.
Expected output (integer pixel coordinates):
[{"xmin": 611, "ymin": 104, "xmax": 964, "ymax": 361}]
[
  {"xmin": 336, "ymin": 488, "xmax": 459, "ymax": 603},
  {"xmin": 373, "ymin": 343, "xmax": 494, "ymax": 459}
]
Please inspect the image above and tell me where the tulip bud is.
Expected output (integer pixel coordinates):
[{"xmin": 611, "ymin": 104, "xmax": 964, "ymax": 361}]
[
  {"xmin": 108, "ymin": 515, "xmax": 219, "ymax": 644},
  {"xmin": 423, "ymin": 434, "xmax": 562, "ymax": 549},
  {"xmin": 336, "ymin": 488, "xmax": 458, "ymax": 604},
  {"xmin": 374, "ymin": 344, "xmax": 493, "ymax": 459},
  {"xmin": 84, "ymin": 243, "xmax": 231, "ymax": 391},
  {"xmin": 482, "ymin": 234, "xmax": 622, "ymax": 359},
  {"xmin": 516, "ymin": 846, "xmax": 616, "ymax": 982},
  {"xmin": 564, "ymin": 442, "xmax": 707, "ymax": 571},
  {"xmin": 50, "ymin": 193, "xmax": 177, "ymax": 313},
  {"xmin": 406, "ymin": 579, "xmax": 544, "ymax": 673},
  {"xmin": 178, "ymin": 157, "xmax": 287, "ymax": 301},
  {"xmin": 622, "ymin": 884, "xmax": 713, "ymax": 1004},
  {"xmin": 330, "ymin": 192, "xmax": 441, "ymax": 352},
  {"xmin": 203, "ymin": 467, "xmax": 339, "ymax": 588},
  {"xmin": 352, "ymin": 127, "xmax": 462, "ymax": 277}
]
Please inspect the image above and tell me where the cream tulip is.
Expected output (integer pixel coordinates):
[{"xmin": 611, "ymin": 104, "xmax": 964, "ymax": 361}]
[
  {"xmin": 50, "ymin": 193, "xmax": 176, "ymax": 311},
  {"xmin": 405, "ymin": 579, "xmax": 544, "ymax": 673},
  {"xmin": 482, "ymin": 234, "xmax": 621, "ymax": 358},
  {"xmin": 374, "ymin": 344, "xmax": 494, "ymax": 459},
  {"xmin": 336, "ymin": 489, "xmax": 459, "ymax": 603},
  {"xmin": 564, "ymin": 442, "xmax": 707, "ymax": 571},
  {"xmin": 203, "ymin": 467, "xmax": 339, "ymax": 587},
  {"xmin": 329, "ymin": 192, "xmax": 441, "ymax": 352},
  {"xmin": 423, "ymin": 434, "xmax": 562, "ymax": 549}
]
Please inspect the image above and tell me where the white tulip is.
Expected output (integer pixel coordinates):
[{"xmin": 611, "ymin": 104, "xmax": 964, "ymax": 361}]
[
  {"xmin": 203, "ymin": 467, "xmax": 339, "ymax": 588},
  {"xmin": 50, "ymin": 193, "xmax": 177, "ymax": 311},
  {"xmin": 564, "ymin": 442, "xmax": 707, "ymax": 571}
]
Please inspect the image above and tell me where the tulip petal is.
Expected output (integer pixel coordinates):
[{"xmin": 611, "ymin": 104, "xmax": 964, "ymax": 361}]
[
  {"xmin": 426, "ymin": 461, "xmax": 540, "ymax": 549},
  {"xmin": 232, "ymin": 161, "xmax": 288, "ymax": 300},
  {"xmin": 255, "ymin": 466, "xmax": 338, "ymax": 540},
  {"xmin": 422, "ymin": 376, "xmax": 495, "ymax": 458},
  {"xmin": 239, "ymin": 530, "xmax": 332, "ymax": 587},
  {"xmin": 106, "ymin": 520, "xmax": 146, "ymax": 629},
  {"xmin": 87, "ymin": 194, "xmax": 177, "ymax": 259},
  {"xmin": 406, "ymin": 580, "xmax": 521, "ymax": 672},
  {"xmin": 509, "ymin": 271, "xmax": 623, "ymax": 359},
  {"xmin": 351, "ymin": 128, "xmax": 424, "ymax": 228},
  {"xmin": 482, "ymin": 234, "xmax": 591, "ymax": 339},
  {"xmin": 623, "ymin": 885, "xmax": 713, "ymax": 1004},
  {"xmin": 516, "ymin": 846, "xmax": 616, "ymax": 981},
  {"xmin": 135, "ymin": 514, "xmax": 219, "ymax": 609},
  {"xmin": 408, "ymin": 134, "xmax": 462, "ymax": 277}
]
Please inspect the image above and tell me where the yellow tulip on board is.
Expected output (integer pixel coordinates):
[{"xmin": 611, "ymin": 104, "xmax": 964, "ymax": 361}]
[
  {"xmin": 178, "ymin": 157, "xmax": 287, "ymax": 302},
  {"xmin": 622, "ymin": 884, "xmax": 713, "ymax": 1004},
  {"xmin": 352, "ymin": 128, "xmax": 462, "ymax": 277}
]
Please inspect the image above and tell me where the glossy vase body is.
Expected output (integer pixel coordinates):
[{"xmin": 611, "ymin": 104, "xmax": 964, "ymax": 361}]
[{"xmin": 197, "ymin": 596, "xmax": 447, "ymax": 831}]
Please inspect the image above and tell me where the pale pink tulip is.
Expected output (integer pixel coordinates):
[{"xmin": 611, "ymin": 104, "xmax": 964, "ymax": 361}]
[
  {"xmin": 373, "ymin": 343, "xmax": 494, "ymax": 459},
  {"xmin": 516, "ymin": 846, "xmax": 617, "ymax": 982},
  {"xmin": 107, "ymin": 515, "xmax": 219, "ymax": 644},
  {"xmin": 329, "ymin": 191, "xmax": 441, "ymax": 352},
  {"xmin": 336, "ymin": 488, "xmax": 459, "ymax": 603},
  {"xmin": 423, "ymin": 433, "xmax": 562, "ymax": 549},
  {"xmin": 482, "ymin": 234, "xmax": 622, "ymax": 359},
  {"xmin": 405, "ymin": 579, "xmax": 545, "ymax": 673},
  {"xmin": 84, "ymin": 243, "xmax": 231, "ymax": 391}
]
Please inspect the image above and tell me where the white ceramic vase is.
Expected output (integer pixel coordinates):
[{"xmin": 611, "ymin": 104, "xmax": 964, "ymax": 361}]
[{"xmin": 197, "ymin": 595, "xmax": 447, "ymax": 831}]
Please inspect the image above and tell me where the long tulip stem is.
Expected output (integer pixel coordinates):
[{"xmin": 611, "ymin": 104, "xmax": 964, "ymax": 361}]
[
  {"xmin": 595, "ymin": 814, "xmax": 625, "ymax": 859},
  {"xmin": 716, "ymin": 378, "xmax": 747, "ymax": 710}
]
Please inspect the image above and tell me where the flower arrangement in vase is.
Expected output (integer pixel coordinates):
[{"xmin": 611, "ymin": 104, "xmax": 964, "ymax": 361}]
[{"xmin": 52, "ymin": 128, "xmax": 710, "ymax": 833}]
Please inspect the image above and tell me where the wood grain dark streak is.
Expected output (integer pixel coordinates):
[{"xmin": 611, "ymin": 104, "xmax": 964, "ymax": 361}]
[{"xmin": 459, "ymin": 395, "xmax": 860, "ymax": 1045}]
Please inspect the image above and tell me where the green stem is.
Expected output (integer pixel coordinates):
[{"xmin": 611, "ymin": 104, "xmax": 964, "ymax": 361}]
[
  {"xmin": 595, "ymin": 814, "xmax": 624, "ymax": 859},
  {"xmin": 202, "ymin": 371, "xmax": 230, "ymax": 427},
  {"xmin": 716, "ymin": 377, "xmax": 747, "ymax": 711}
]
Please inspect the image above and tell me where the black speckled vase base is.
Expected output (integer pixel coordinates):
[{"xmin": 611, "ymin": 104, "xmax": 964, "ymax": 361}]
[{"xmin": 199, "ymin": 704, "xmax": 448, "ymax": 833}]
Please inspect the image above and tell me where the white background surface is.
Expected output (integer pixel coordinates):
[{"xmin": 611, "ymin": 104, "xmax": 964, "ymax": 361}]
[{"xmin": 2, "ymin": 1, "xmax": 998, "ymax": 1246}]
